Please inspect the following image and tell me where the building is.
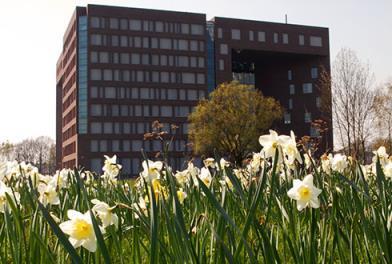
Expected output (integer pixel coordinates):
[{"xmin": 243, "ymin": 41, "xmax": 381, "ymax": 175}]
[{"xmin": 56, "ymin": 4, "xmax": 332, "ymax": 176}]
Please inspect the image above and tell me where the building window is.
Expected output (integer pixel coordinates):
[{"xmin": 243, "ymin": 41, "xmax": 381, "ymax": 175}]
[
  {"xmin": 100, "ymin": 140, "xmax": 108, "ymax": 152},
  {"xmin": 120, "ymin": 19, "xmax": 128, "ymax": 30},
  {"xmin": 190, "ymin": 40, "xmax": 198, "ymax": 51},
  {"xmin": 155, "ymin": 21, "xmax": 164, "ymax": 32},
  {"xmin": 220, "ymin": 44, "xmax": 228, "ymax": 55},
  {"xmin": 283, "ymin": 33, "xmax": 289, "ymax": 44},
  {"xmin": 182, "ymin": 73, "xmax": 196, "ymax": 84},
  {"xmin": 90, "ymin": 69, "xmax": 101, "ymax": 80},
  {"xmin": 190, "ymin": 24, "xmax": 203, "ymax": 35},
  {"xmin": 289, "ymin": 84, "xmax": 295, "ymax": 95},
  {"xmin": 217, "ymin": 28, "xmax": 223, "ymax": 38},
  {"xmin": 91, "ymin": 34, "xmax": 102, "ymax": 45},
  {"xmin": 310, "ymin": 36, "xmax": 322, "ymax": 47},
  {"xmin": 197, "ymin": 73, "xmax": 205, "ymax": 84},
  {"xmin": 109, "ymin": 18, "xmax": 119, "ymax": 29},
  {"xmin": 90, "ymin": 122, "xmax": 102, "ymax": 133},
  {"xmin": 179, "ymin": 39, "xmax": 188, "ymax": 50},
  {"xmin": 249, "ymin": 30, "xmax": 254, "ymax": 41},
  {"xmin": 304, "ymin": 112, "xmax": 312, "ymax": 123},
  {"xmin": 299, "ymin": 34, "xmax": 305, "ymax": 46},
  {"xmin": 90, "ymin": 17, "xmax": 101, "ymax": 28},
  {"xmin": 181, "ymin": 23, "xmax": 189, "ymax": 34},
  {"xmin": 100, "ymin": 52, "xmax": 109, "ymax": 63},
  {"xmin": 284, "ymin": 113, "xmax": 291, "ymax": 124},
  {"xmin": 91, "ymin": 159, "xmax": 101, "ymax": 174},
  {"xmin": 219, "ymin": 59, "xmax": 225, "ymax": 70},
  {"xmin": 132, "ymin": 140, "xmax": 143, "ymax": 151},
  {"xmin": 104, "ymin": 122, "xmax": 113, "ymax": 134},
  {"xmin": 303, "ymin": 83, "xmax": 313, "ymax": 94},
  {"xmin": 273, "ymin": 33, "xmax": 279, "ymax": 43},
  {"xmin": 90, "ymin": 140, "xmax": 99, "ymax": 152},
  {"xmin": 160, "ymin": 38, "xmax": 172, "ymax": 49},
  {"xmin": 288, "ymin": 70, "xmax": 293, "ymax": 81},
  {"xmin": 104, "ymin": 87, "xmax": 116, "ymax": 98},
  {"xmin": 316, "ymin": 97, "xmax": 321, "ymax": 108},
  {"xmin": 231, "ymin": 29, "xmax": 241, "ymax": 40},
  {"xmin": 129, "ymin": 19, "xmax": 141, "ymax": 31},
  {"xmin": 258, "ymin": 31, "xmax": 266, "ymax": 42},
  {"xmin": 311, "ymin": 67, "xmax": 318, "ymax": 79},
  {"xmin": 288, "ymin": 98, "xmax": 293, "ymax": 109},
  {"xmin": 161, "ymin": 106, "xmax": 172, "ymax": 117}
]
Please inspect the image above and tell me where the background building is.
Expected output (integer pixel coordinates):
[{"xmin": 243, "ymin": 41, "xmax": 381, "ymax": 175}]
[{"xmin": 56, "ymin": 4, "xmax": 331, "ymax": 176}]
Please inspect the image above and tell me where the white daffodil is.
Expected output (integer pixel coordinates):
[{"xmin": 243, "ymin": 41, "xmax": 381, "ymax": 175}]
[
  {"xmin": 53, "ymin": 169, "xmax": 71, "ymax": 189},
  {"xmin": 38, "ymin": 181, "xmax": 60, "ymax": 206},
  {"xmin": 0, "ymin": 180, "xmax": 20, "ymax": 213},
  {"xmin": 102, "ymin": 155, "xmax": 122, "ymax": 181},
  {"xmin": 332, "ymin": 154, "xmax": 348, "ymax": 173},
  {"xmin": 372, "ymin": 146, "xmax": 389, "ymax": 166},
  {"xmin": 59, "ymin": 209, "xmax": 105, "ymax": 252},
  {"xmin": 0, "ymin": 160, "xmax": 19, "ymax": 182},
  {"xmin": 320, "ymin": 153, "xmax": 333, "ymax": 173},
  {"xmin": 91, "ymin": 199, "xmax": 118, "ymax": 228},
  {"xmin": 249, "ymin": 152, "xmax": 266, "ymax": 174},
  {"xmin": 287, "ymin": 174, "xmax": 322, "ymax": 211},
  {"xmin": 141, "ymin": 160, "xmax": 163, "ymax": 182},
  {"xmin": 219, "ymin": 158, "xmax": 230, "ymax": 168},
  {"xmin": 283, "ymin": 131, "xmax": 303, "ymax": 165},
  {"xmin": 199, "ymin": 167, "xmax": 212, "ymax": 187},
  {"xmin": 174, "ymin": 169, "xmax": 190, "ymax": 186},
  {"xmin": 176, "ymin": 188, "xmax": 187, "ymax": 204},
  {"xmin": 203, "ymin": 158, "xmax": 216, "ymax": 169},
  {"xmin": 259, "ymin": 130, "xmax": 290, "ymax": 160},
  {"xmin": 384, "ymin": 161, "xmax": 392, "ymax": 178}
]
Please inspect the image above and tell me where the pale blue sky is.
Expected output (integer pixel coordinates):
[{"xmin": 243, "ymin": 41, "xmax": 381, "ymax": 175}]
[{"xmin": 0, "ymin": 0, "xmax": 391, "ymax": 142}]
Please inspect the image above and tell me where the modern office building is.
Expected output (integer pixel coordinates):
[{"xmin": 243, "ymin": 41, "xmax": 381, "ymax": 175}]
[{"xmin": 56, "ymin": 4, "xmax": 331, "ymax": 176}]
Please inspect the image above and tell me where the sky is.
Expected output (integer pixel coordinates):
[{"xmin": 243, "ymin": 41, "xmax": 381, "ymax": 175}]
[{"xmin": 0, "ymin": 0, "xmax": 391, "ymax": 143}]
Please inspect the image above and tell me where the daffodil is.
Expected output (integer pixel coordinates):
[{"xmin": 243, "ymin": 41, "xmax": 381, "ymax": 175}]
[
  {"xmin": 59, "ymin": 209, "xmax": 104, "ymax": 252},
  {"xmin": 332, "ymin": 154, "xmax": 348, "ymax": 173},
  {"xmin": 372, "ymin": 146, "xmax": 389, "ymax": 166},
  {"xmin": 175, "ymin": 169, "xmax": 190, "ymax": 186},
  {"xmin": 384, "ymin": 161, "xmax": 392, "ymax": 178},
  {"xmin": 320, "ymin": 153, "xmax": 333, "ymax": 173},
  {"xmin": 38, "ymin": 181, "xmax": 60, "ymax": 206},
  {"xmin": 176, "ymin": 188, "xmax": 187, "ymax": 204},
  {"xmin": 283, "ymin": 131, "xmax": 303, "ymax": 165},
  {"xmin": 91, "ymin": 199, "xmax": 118, "ymax": 228},
  {"xmin": 151, "ymin": 178, "xmax": 167, "ymax": 200},
  {"xmin": 249, "ymin": 152, "xmax": 266, "ymax": 174},
  {"xmin": 203, "ymin": 158, "xmax": 216, "ymax": 169},
  {"xmin": 199, "ymin": 167, "xmax": 212, "ymax": 187},
  {"xmin": 259, "ymin": 130, "xmax": 290, "ymax": 160},
  {"xmin": 141, "ymin": 160, "xmax": 163, "ymax": 181},
  {"xmin": 101, "ymin": 155, "xmax": 122, "ymax": 182},
  {"xmin": 0, "ymin": 180, "xmax": 20, "ymax": 213},
  {"xmin": 287, "ymin": 174, "xmax": 322, "ymax": 211}
]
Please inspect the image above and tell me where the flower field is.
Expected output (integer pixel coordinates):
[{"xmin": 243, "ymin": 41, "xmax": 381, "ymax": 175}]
[{"xmin": 0, "ymin": 130, "xmax": 391, "ymax": 263}]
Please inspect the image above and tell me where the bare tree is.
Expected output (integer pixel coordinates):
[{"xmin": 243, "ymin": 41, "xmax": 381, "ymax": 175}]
[
  {"xmin": 373, "ymin": 81, "xmax": 392, "ymax": 151},
  {"xmin": 0, "ymin": 141, "xmax": 14, "ymax": 161},
  {"xmin": 321, "ymin": 48, "xmax": 375, "ymax": 160}
]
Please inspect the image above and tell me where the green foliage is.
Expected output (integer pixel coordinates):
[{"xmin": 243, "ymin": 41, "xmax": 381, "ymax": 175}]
[{"xmin": 188, "ymin": 81, "xmax": 283, "ymax": 164}]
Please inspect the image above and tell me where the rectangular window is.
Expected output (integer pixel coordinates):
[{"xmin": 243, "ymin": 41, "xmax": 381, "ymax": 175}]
[
  {"xmin": 299, "ymin": 34, "xmax": 305, "ymax": 46},
  {"xmin": 90, "ymin": 140, "xmax": 99, "ymax": 152},
  {"xmin": 134, "ymin": 37, "xmax": 142, "ymax": 48},
  {"xmin": 161, "ymin": 106, "xmax": 172, "ymax": 117},
  {"xmin": 288, "ymin": 70, "xmax": 293, "ymax": 81},
  {"xmin": 105, "ymin": 87, "xmax": 116, "ymax": 98},
  {"xmin": 220, "ymin": 44, "xmax": 228, "ymax": 55},
  {"xmin": 303, "ymin": 83, "xmax": 313, "ymax": 94},
  {"xmin": 284, "ymin": 113, "xmax": 291, "ymax": 124},
  {"xmin": 283, "ymin": 33, "xmax": 289, "ymax": 44},
  {"xmin": 90, "ymin": 122, "xmax": 102, "ymax": 133},
  {"xmin": 100, "ymin": 52, "xmax": 109, "ymax": 63},
  {"xmin": 129, "ymin": 20, "xmax": 141, "ymax": 31},
  {"xmin": 100, "ymin": 140, "xmax": 107, "ymax": 152},
  {"xmin": 103, "ymin": 69, "xmax": 112, "ymax": 81},
  {"xmin": 109, "ymin": 18, "xmax": 119, "ymax": 29},
  {"xmin": 191, "ymin": 24, "xmax": 204, "ymax": 35},
  {"xmin": 120, "ymin": 53, "xmax": 129, "ymax": 64},
  {"xmin": 120, "ymin": 18, "xmax": 128, "ymax": 30},
  {"xmin": 123, "ymin": 140, "xmax": 131, "ymax": 151},
  {"xmin": 91, "ymin": 159, "xmax": 101, "ymax": 174},
  {"xmin": 160, "ymin": 38, "xmax": 172, "ymax": 49},
  {"xmin": 198, "ymin": 57, "xmax": 205, "ymax": 68},
  {"xmin": 90, "ymin": 69, "xmax": 101, "ymax": 81},
  {"xmin": 274, "ymin": 33, "xmax": 279, "ymax": 43},
  {"xmin": 310, "ymin": 36, "xmax": 322, "ymax": 47},
  {"xmin": 181, "ymin": 23, "xmax": 189, "ymax": 34},
  {"xmin": 111, "ymin": 35, "xmax": 119, "ymax": 47},
  {"xmin": 231, "ymin": 29, "xmax": 241, "ymax": 40},
  {"xmin": 90, "ymin": 17, "xmax": 100, "ymax": 28},
  {"xmin": 304, "ymin": 112, "xmax": 312, "ymax": 123},
  {"xmin": 120, "ymin": 36, "xmax": 128, "ymax": 47},
  {"xmin": 182, "ymin": 73, "xmax": 196, "ymax": 84},
  {"xmin": 288, "ymin": 98, "xmax": 293, "ymax": 109},
  {"xmin": 90, "ymin": 51, "xmax": 98, "ymax": 63},
  {"xmin": 217, "ymin": 28, "xmax": 223, "ymax": 38},
  {"xmin": 258, "ymin": 31, "xmax": 266, "ymax": 42},
  {"xmin": 197, "ymin": 73, "xmax": 205, "ymax": 84},
  {"xmin": 190, "ymin": 40, "xmax": 198, "ymax": 51},
  {"xmin": 155, "ymin": 21, "xmax": 164, "ymax": 32},
  {"xmin": 316, "ymin": 97, "xmax": 321, "ymax": 108},
  {"xmin": 219, "ymin": 59, "xmax": 225, "ymax": 70},
  {"xmin": 151, "ymin": 38, "xmax": 158, "ymax": 48},
  {"xmin": 249, "ymin": 30, "xmax": 254, "ymax": 41},
  {"xmin": 179, "ymin": 39, "xmax": 188, "ymax": 50},
  {"xmin": 104, "ymin": 122, "xmax": 113, "ymax": 134},
  {"xmin": 131, "ymin": 53, "xmax": 140, "ymax": 65},
  {"xmin": 289, "ymin": 84, "xmax": 295, "ymax": 95},
  {"xmin": 91, "ymin": 34, "xmax": 102, "ymax": 45},
  {"xmin": 311, "ymin": 67, "xmax": 318, "ymax": 79}
]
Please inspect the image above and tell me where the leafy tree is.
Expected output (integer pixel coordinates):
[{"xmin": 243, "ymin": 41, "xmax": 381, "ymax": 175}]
[{"xmin": 188, "ymin": 81, "xmax": 283, "ymax": 164}]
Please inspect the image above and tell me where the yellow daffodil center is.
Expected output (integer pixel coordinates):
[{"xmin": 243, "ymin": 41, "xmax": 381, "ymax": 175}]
[
  {"xmin": 272, "ymin": 142, "xmax": 278, "ymax": 148},
  {"xmin": 72, "ymin": 219, "xmax": 93, "ymax": 240},
  {"xmin": 298, "ymin": 186, "xmax": 312, "ymax": 201}
]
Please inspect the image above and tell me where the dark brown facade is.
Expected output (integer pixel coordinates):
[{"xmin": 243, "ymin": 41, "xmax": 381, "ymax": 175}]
[{"xmin": 56, "ymin": 5, "xmax": 332, "ymax": 176}]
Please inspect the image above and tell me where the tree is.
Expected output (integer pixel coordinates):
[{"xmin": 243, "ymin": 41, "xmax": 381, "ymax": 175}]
[
  {"xmin": 0, "ymin": 141, "xmax": 14, "ymax": 161},
  {"xmin": 373, "ymin": 81, "xmax": 392, "ymax": 152},
  {"xmin": 188, "ymin": 81, "xmax": 283, "ymax": 164},
  {"xmin": 321, "ymin": 48, "xmax": 375, "ymax": 160}
]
